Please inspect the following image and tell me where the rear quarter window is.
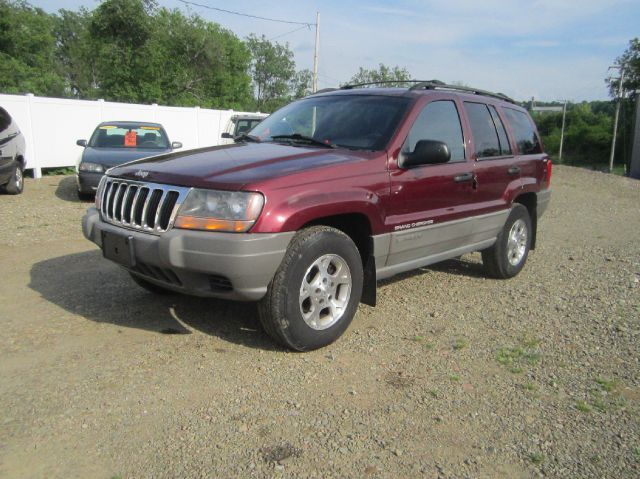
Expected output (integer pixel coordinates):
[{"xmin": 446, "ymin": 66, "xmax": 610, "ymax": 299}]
[{"xmin": 503, "ymin": 108, "xmax": 542, "ymax": 155}]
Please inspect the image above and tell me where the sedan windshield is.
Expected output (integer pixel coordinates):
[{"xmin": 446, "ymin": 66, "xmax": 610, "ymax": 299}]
[
  {"xmin": 88, "ymin": 124, "xmax": 170, "ymax": 149},
  {"xmin": 250, "ymin": 95, "xmax": 411, "ymax": 150}
]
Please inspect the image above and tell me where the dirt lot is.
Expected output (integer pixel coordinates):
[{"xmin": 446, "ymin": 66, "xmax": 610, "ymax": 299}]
[{"xmin": 0, "ymin": 167, "xmax": 639, "ymax": 479}]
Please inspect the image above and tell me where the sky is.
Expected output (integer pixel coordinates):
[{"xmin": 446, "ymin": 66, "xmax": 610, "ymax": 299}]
[{"xmin": 30, "ymin": 0, "xmax": 640, "ymax": 101}]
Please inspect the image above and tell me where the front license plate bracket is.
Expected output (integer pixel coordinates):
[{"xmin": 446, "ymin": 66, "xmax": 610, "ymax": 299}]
[{"xmin": 102, "ymin": 231, "xmax": 136, "ymax": 268}]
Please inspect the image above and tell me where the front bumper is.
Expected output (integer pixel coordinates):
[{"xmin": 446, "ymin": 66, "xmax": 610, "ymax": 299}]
[
  {"xmin": 82, "ymin": 207, "xmax": 294, "ymax": 301},
  {"xmin": 77, "ymin": 171, "xmax": 104, "ymax": 193}
]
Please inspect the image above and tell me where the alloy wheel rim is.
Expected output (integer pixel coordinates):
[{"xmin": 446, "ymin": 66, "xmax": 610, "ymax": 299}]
[
  {"xmin": 15, "ymin": 167, "xmax": 23, "ymax": 190},
  {"xmin": 299, "ymin": 253, "xmax": 352, "ymax": 330},
  {"xmin": 507, "ymin": 219, "xmax": 527, "ymax": 266}
]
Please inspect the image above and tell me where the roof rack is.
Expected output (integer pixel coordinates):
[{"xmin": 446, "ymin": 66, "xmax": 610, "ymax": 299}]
[
  {"xmin": 337, "ymin": 79, "xmax": 515, "ymax": 104},
  {"xmin": 341, "ymin": 80, "xmax": 429, "ymax": 90},
  {"xmin": 408, "ymin": 81, "xmax": 515, "ymax": 103},
  {"xmin": 314, "ymin": 87, "xmax": 339, "ymax": 94}
]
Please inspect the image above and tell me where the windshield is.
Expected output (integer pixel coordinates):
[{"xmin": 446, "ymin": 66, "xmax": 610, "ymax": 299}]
[
  {"xmin": 250, "ymin": 95, "xmax": 411, "ymax": 150},
  {"xmin": 88, "ymin": 124, "xmax": 170, "ymax": 149}
]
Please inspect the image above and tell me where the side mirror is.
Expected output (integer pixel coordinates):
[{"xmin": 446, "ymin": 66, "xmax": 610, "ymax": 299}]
[
  {"xmin": 171, "ymin": 141, "xmax": 182, "ymax": 149},
  {"xmin": 221, "ymin": 132, "xmax": 234, "ymax": 139},
  {"xmin": 402, "ymin": 140, "xmax": 450, "ymax": 168},
  {"xmin": 76, "ymin": 139, "xmax": 87, "ymax": 147}
]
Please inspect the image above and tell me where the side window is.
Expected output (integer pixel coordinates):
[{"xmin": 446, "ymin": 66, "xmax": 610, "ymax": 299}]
[
  {"xmin": 464, "ymin": 102, "xmax": 500, "ymax": 158},
  {"xmin": 503, "ymin": 108, "xmax": 542, "ymax": 155},
  {"xmin": 488, "ymin": 106, "xmax": 512, "ymax": 155},
  {"xmin": 402, "ymin": 100, "xmax": 465, "ymax": 163},
  {"xmin": 0, "ymin": 107, "xmax": 11, "ymax": 133}
]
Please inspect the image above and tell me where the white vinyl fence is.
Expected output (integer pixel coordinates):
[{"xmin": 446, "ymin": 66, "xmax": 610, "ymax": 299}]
[{"xmin": 0, "ymin": 93, "xmax": 264, "ymax": 178}]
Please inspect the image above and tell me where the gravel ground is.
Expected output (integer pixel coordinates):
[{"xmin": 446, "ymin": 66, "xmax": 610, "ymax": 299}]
[{"xmin": 0, "ymin": 167, "xmax": 639, "ymax": 479}]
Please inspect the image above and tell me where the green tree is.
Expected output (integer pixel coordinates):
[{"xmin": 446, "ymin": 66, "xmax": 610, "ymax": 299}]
[
  {"xmin": 54, "ymin": 8, "xmax": 97, "ymax": 98},
  {"xmin": 290, "ymin": 69, "xmax": 313, "ymax": 99},
  {"xmin": 88, "ymin": 0, "xmax": 155, "ymax": 102},
  {"xmin": 145, "ymin": 9, "xmax": 252, "ymax": 109},
  {"xmin": 246, "ymin": 34, "xmax": 297, "ymax": 111},
  {"xmin": 607, "ymin": 38, "xmax": 639, "ymax": 98},
  {"xmin": 346, "ymin": 64, "xmax": 411, "ymax": 87},
  {"xmin": 0, "ymin": 0, "xmax": 65, "ymax": 96}
]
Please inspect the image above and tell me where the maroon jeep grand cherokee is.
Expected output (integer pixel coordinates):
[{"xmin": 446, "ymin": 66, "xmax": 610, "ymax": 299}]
[{"xmin": 83, "ymin": 81, "xmax": 552, "ymax": 351}]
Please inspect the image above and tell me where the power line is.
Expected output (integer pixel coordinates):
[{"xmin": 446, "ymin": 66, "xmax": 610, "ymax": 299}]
[
  {"xmin": 176, "ymin": 0, "xmax": 315, "ymax": 27},
  {"xmin": 270, "ymin": 25, "xmax": 310, "ymax": 41}
]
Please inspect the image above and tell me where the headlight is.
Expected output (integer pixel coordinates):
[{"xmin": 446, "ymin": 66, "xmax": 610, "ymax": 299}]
[
  {"xmin": 174, "ymin": 189, "xmax": 264, "ymax": 233},
  {"xmin": 79, "ymin": 162, "xmax": 105, "ymax": 173}
]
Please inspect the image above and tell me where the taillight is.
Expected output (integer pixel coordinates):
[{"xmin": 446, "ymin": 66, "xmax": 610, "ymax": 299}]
[{"xmin": 544, "ymin": 159, "xmax": 552, "ymax": 187}]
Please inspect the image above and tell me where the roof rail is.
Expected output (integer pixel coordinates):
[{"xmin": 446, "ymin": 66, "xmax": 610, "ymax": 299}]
[
  {"xmin": 408, "ymin": 81, "xmax": 515, "ymax": 103},
  {"xmin": 313, "ymin": 88, "xmax": 339, "ymax": 94},
  {"xmin": 341, "ymin": 80, "xmax": 432, "ymax": 90}
]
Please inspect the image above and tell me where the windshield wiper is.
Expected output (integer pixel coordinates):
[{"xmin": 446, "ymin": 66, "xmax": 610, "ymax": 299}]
[
  {"xmin": 271, "ymin": 134, "xmax": 336, "ymax": 149},
  {"xmin": 235, "ymin": 133, "xmax": 261, "ymax": 143}
]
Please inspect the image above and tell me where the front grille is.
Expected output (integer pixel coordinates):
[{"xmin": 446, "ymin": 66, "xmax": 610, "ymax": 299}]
[{"xmin": 99, "ymin": 177, "xmax": 190, "ymax": 234}]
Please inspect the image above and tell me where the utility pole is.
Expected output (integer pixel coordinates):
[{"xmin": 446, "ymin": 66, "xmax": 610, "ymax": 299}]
[
  {"xmin": 559, "ymin": 100, "xmax": 567, "ymax": 163},
  {"xmin": 608, "ymin": 65, "xmax": 625, "ymax": 173},
  {"xmin": 312, "ymin": 12, "xmax": 320, "ymax": 93}
]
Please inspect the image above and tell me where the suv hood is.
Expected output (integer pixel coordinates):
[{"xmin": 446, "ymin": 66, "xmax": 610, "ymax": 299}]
[
  {"xmin": 82, "ymin": 146, "xmax": 171, "ymax": 167},
  {"xmin": 108, "ymin": 143, "xmax": 372, "ymax": 190}
]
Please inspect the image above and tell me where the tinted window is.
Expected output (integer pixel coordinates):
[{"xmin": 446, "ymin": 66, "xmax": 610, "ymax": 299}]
[
  {"xmin": 488, "ymin": 106, "xmax": 512, "ymax": 155},
  {"xmin": 464, "ymin": 102, "xmax": 500, "ymax": 158},
  {"xmin": 0, "ymin": 107, "xmax": 11, "ymax": 133},
  {"xmin": 88, "ymin": 124, "xmax": 170, "ymax": 149},
  {"xmin": 402, "ymin": 100, "xmax": 465, "ymax": 162},
  {"xmin": 503, "ymin": 108, "xmax": 542, "ymax": 155},
  {"xmin": 251, "ymin": 95, "xmax": 411, "ymax": 150}
]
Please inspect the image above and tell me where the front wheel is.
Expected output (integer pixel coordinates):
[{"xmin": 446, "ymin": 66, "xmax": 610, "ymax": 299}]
[
  {"xmin": 4, "ymin": 162, "xmax": 24, "ymax": 195},
  {"xmin": 258, "ymin": 226, "xmax": 363, "ymax": 351},
  {"xmin": 481, "ymin": 204, "xmax": 532, "ymax": 279}
]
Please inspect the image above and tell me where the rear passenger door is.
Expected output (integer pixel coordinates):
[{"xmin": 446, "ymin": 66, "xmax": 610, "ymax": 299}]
[
  {"xmin": 463, "ymin": 101, "xmax": 519, "ymax": 216},
  {"xmin": 502, "ymin": 107, "xmax": 545, "ymax": 191}
]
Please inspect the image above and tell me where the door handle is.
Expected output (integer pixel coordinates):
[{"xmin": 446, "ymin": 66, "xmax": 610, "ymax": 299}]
[
  {"xmin": 453, "ymin": 172, "xmax": 474, "ymax": 183},
  {"xmin": 508, "ymin": 166, "xmax": 521, "ymax": 175}
]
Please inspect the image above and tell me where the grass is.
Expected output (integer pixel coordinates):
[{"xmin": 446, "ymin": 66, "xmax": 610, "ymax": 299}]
[
  {"xmin": 595, "ymin": 377, "xmax": 617, "ymax": 392},
  {"xmin": 528, "ymin": 452, "xmax": 544, "ymax": 465},
  {"xmin": 42, "ymin": 166, "xmax": 75, "ymax": 176},
  {"xmin": 410, "ymin": 335, "xmax": 435, "ymax": 350},
  {"xmin": 496, "ymin": 345, "xmax": 540, "ymax": 374},
  {"xmin": 575, "ymin": 400, "xmax": 592, "ymax": 413},
  {"xmin": 449, "ymin": 374, "xmax": 461, "ymax": 382},
  {"xmin": 453, "ymin": 338, "xmax": 467, "ymax": 350},
  {"xmin": 523, "ymin": 382, "xmax": 539, "ymax": 392}
]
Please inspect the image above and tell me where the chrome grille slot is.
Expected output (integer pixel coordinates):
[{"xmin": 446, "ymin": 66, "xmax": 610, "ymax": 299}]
[{"xmin": 99, "ymin": 177, "xmax": 191, "ymax": 234}]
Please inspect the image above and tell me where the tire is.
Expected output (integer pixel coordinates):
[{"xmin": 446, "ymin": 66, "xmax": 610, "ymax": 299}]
[
  {"xmin": 258, "ymin": 226, "xmax": 363, "ymax": 351},
  {"xmin": 129, "ymin": 272, "xmax": 176, "ymax": 295},
  {"xmin": 77, "ymin": 190, "xmax": 94, "ymax": 201},
  {"xmin": 4, "ymin": 162, "xmax": 24, "ymax": 195},
  {"xmin": 481, "ymin": 204, "xmax": 532, "ymax": 279}
]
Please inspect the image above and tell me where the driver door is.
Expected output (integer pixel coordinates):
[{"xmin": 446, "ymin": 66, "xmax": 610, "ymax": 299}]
[{"xmin": 385, "ymin": 98, "xmax": 476, "ymax": 267}]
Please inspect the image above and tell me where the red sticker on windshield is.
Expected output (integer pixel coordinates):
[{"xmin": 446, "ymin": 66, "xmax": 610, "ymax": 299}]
[{"xmin": 124, "ymin": 131, "xmax": 137, "ymax": 147}]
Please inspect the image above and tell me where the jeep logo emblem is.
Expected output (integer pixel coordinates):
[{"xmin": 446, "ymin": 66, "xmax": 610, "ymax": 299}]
[{"xmin": 134, "ymin": 170, "xmax": 149, "ymax": 179}]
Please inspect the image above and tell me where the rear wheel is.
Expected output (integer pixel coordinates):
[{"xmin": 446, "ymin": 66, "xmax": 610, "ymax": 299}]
[
  {"xmin": 258, "ymin": 226, "xmax": 363, "ymax": 351},
  {"xmin": 482, "ymin": 204, "xmax": 532, "ymax": 279},
  {"xmin": 129, "ymin": 273, "xmax": 176, "ymax": 295},
  {"xmin": 4, "ymin": 162, "xmax": 24, "ymax": 195}
]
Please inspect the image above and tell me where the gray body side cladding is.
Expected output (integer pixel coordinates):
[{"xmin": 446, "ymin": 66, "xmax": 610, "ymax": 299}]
[
  {"xmin": 82, "ymin": 207, "xmax": 294, "ymax": 301},
  {"xmin": 372, "ymin": 210, "xmax": 509, "ymax": 281},
  {"xmin": 536, "ymin": 188, "xmax": 551, "ymax": 218}
]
